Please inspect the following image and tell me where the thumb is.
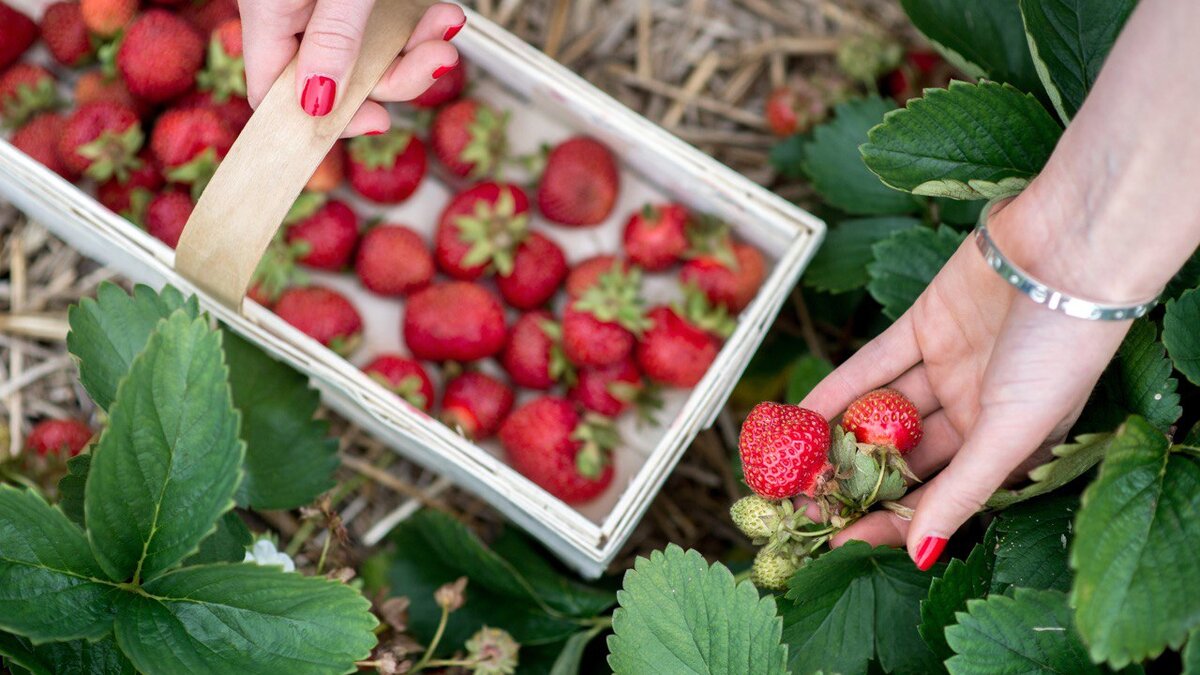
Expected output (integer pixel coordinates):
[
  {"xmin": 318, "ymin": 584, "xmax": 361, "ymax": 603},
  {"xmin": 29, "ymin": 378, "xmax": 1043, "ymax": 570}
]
[{"xmin": 296, "ymin": 0, "xmax": 376, "ymax": 117}]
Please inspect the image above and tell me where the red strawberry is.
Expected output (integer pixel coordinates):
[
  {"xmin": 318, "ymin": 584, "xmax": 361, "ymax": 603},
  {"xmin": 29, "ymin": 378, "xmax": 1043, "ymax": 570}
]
[
  {"xmin": 537, "ymin": 137, "xmax": 618, "ymax": 227},
  {"xmin": 497, "ymin": 232, "xmax": 566, "ymax": 310},
  {"xmin": 569, "ymin": 358, "xmax": 643, "ymax": 417},
  {"xmin": 0, "ymin": 64, "xmax": 59, "ymax": 129},
  {"xmin": 764, "ymin": 83, "xmax": 825, "ymax": 137},
  {"xmin": 80, "ymin": 0, "xmax": 137, "ymax": 38},
  {"xmin": 248, "ymin": 235, "xmax": 308, "ymax": 308},
  {"xmin": 275, "ymin": 286, "xmax": 363, "ymax": 356},
  {"xmin": 284, "ymin": 197, "xmax": 359, "ymax": 271},
  {"xmin": 196, "ymin": 18, "xmax": 245, "ymax": 103},
  {"xmin": 0, "ymin": 4, "xmax": 37, "ymax": 71},
  {"xmin": 306, "ymin": 141, "xmax": 345, "ymax": 192},
  {"xmin": 566, "ymin": 255, "xmax": 628, "ymax": 300},
  {"xmin": 635, "ymin": 306, "xmax": 720, "ymax": 388},
  {"xmin": 364, "ymin": 354, "xmax": 434, "ymax": 411},
  {"xmin": 623, "ymin": 203, "xmax": 689, "ymax": 271},
  {"xmin": 42, "ymin": 2, "xmax": 93, "ymax": 67},
  {"xmin": 403, "ymin": 281, "xmax": 506, "ymax": 362},
  {"xmin": 150, "ymin": 106, "xmax": 235, "ymax": 192},
  {"xmin": 26, "ymin": 419, "xmax": 93, "ymax": 457},
  {"xmin": 180, "ymin": 0, "xmax": 239, "ymax": 35},
  {"xmin": 435, "ymin": 182, "xmax": 530, "ymax": 280},
  {"xmin": 499, "ymin": 397, "xmax": 617, "ymax": 504},
  {"xmin": 179, "ymin": 89, "xmax": 253, "ymax": 135},
  {"xmin": 502, "ymin": 312, "xmax": 571, "ymax": 390},
  {"xmin": 58, "ymin": 101, "xmax": 144, "ymax": 181},
  {"xmin": 841, "ymin": 388, "xmax": 923, "ymax": 454},
  {"xmin": 345, "ymin": 129, "xmax": 427, "ymax": 203},
  {"xmin": 409, "ymin": 58, "xmax": 467, "ymax": 109},
  {"xmin": 355, "ymin": 224, "xmax": 433, "ymax": 296},
  {"xmin": 75, "ymin": 70, "xmax": 140, "ymax": 113},
  {"xmin": 430, "ymin": 98, "xmax": 508, "ymax": 178},
  {"xmin": 883, "ymin": 51, "xmax": 947, "ymax": 105},
  {"xmin": 563, "ymin": 265, "xmax": 649, "ymax": 368},
  {"xmin": 739, "ymin": 402, "xmax": 833, "ymax": 500},
  {"xmin": 118, "ymin": 10, "xmax": 205, "ymax": 103},
  {"xmin": 12, "ymin": 112, "xmax": 72, "ymax": 179},
  {"xmin": 680, "ymin": 241, "xmax": 765, "ymax": 313},
  {"xmin": 97, "ymin": 150, "xmax": 163, "ymax": 215},
  {"xmin": 145, "ymin": 189, "xmax": 194, "ymax": 248},
  {"xmin": 441, "ymin": 371, "xmax": 514, "ymax": 440}
]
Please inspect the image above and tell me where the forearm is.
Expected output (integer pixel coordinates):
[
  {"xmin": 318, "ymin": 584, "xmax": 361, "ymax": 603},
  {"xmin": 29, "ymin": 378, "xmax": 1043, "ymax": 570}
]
[{"xmin": 993, "ymin": 0, "xmax": 1200, "ymax": 303}]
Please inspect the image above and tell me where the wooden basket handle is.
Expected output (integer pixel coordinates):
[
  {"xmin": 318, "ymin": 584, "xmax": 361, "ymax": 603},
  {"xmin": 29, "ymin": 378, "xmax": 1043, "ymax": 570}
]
[{"xmin": 175, "ymin": 0, "xmax": 431, "ymax": 308}]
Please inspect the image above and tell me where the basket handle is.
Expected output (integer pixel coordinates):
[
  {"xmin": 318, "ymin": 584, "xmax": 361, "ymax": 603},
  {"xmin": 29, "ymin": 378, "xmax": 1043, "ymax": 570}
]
[{"xmin": 175, "ymin": 0, "xmax": 431, "ymax": 308}]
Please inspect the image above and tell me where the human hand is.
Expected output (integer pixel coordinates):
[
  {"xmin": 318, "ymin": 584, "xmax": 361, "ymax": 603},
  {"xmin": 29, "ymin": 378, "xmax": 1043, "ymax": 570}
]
[{"xmin": 239, "ymin": 0, "xmax": 466, "ymax": 137}]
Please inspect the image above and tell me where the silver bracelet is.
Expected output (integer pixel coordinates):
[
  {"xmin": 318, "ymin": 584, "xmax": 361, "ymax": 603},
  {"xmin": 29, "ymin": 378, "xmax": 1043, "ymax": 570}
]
[{"xmin": 974, "ymin": 200, "xmax": 1161, "ymax": 321}]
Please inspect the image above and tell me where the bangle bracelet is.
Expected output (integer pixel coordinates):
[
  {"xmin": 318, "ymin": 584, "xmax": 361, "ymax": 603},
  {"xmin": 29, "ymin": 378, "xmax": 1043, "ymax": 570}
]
[{"xmin": 974, "ymin": 200, "xmax": 1161, "ymax": 321}]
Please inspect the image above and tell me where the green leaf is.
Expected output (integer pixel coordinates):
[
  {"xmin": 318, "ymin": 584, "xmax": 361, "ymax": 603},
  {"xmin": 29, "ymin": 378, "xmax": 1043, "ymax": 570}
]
[
  {"xmin": 934, "ymin": 197, "xmax": 986, "ymax": 227},
  {"xmin": 1186, "ymin": 629, "xmax": 1200, "ymax": 675},
  {"xmin": 1072, "ymin": 416, "xmax": 1200, "ymax": 667},
  {"xmin": 113, "ymin": 563, "xmax": 377, "ymax": 675},
  {"xmin": 1163, "ymin": 289, "xmax": 1200, "ymax": 386},
  {"xmin": 920, "ymin": 530, "xmax": 996, "ymax": 661},
  {"xmin": 867, "ymin": 226, "xmax": 965, "ymax": 320},
  {"xmin": 1164, "ymin": 247, "xmax": 1200, "ymax": 302},
  {"xmin": 805, "ymin": 217, "xmax": 920, "ymax": 293},
  {"xmin": 781, "ymin": 541, "xmax": 942, "ymax": 675},
  {"xmin": 801, "ymin": 97, "xmax": 920, "ymax": 215},
  {"xmin": 608, "ymin": 545, "xmax": 787, "ymax": 675},
  {"xmin": 183, "ymin": 512, "xmax": 253, "ymax": 566},
  {"xmin": 223, "ymin": 330, "xmax": 338, "ymax": 510},
  {"xmin": 769, "ymin": 134, "xmax": 807, "ymax": 180},
  {"xmin": 57, "ymin": 453, "xmax": 91, "ymax": 527},
  {"xmin": 85, "ymin": 311, "xmax": 244, "ymax": 583},
  {"xmin": 861, "ymin": 81, "xmax": 1062, "ymax": 200},
  {"xmin": 550, "ymin": 623, "xmax": 608, "ymax": 675},
  {"xmin": 987, "ymin": 433, "xmax": 1111, "ymax": 509},
  {"xmin": 0, "ymin": 633, "xmax": 133, "ymax": 675},
  {"xmin": 898, "ymin": 0, "xmax": 1042, "ymax": 93},
  {"xmin": 945, "ymin": 589, "xmax": 1100, "ymax": 674},
  {"xmin": 992, "ymin": 492, "xmax": 1077, "ymax": 593},
  {"xmin": 1081, "ymin": 320, "xmax": 1181, "ymax": 434},
  {"xmin": 0, "ymin": 486, "xmax": 118, "ymax": 642},
  {"xmin": 66, "ymin": 283, "xmax": 199, "ymax": 411},
  {"xmin": 785, "ymin": 355, "xmax": 835, "ymax": 404},
  {"xmin": 1018, "ymin": 0, "xmax": 1136, "ymax": 122}
]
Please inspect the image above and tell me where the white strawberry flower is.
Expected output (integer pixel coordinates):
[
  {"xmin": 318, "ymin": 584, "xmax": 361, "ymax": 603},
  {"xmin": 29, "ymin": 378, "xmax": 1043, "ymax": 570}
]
[{"xmin": 243, "ymin": 538, "xmax": 296, "ymax": 572}]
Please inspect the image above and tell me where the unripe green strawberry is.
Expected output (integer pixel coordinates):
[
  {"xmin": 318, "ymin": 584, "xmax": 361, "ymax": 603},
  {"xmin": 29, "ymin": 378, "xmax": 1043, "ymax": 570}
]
[
  {"xmin": 729, "ymin": 495, "xmax": 779, "ymax": 540},
  {"xmin": 750, "ymin": 547, "xmax": 800, "ymax": 591}
]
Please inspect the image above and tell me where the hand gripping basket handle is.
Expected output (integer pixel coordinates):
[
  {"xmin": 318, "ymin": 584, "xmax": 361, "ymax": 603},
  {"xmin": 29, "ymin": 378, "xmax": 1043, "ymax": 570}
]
[{"xmin": 175, "ymin": 0, "xmax": 431, "ymax": 308}]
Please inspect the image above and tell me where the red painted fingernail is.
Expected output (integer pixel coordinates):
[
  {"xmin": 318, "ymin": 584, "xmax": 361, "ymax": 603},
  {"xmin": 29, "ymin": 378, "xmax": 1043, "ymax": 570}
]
[
  {"xmin": 300, "ymin": 75, "xmax": 336, "ymax": 117},
  {"xmin": 443, "ymin": 19, "xmax": 465, "ymax": 41},
  {"xmin": 432, "ymin": 62, "xmax": 457, "ymax": 79},
  {"xmin": 914, "ymin": 536, "xmax": 947, "ymax": 571},
  {"xmin": 366, "ymin": 130, "xmax": 385, "ymax": 136}
]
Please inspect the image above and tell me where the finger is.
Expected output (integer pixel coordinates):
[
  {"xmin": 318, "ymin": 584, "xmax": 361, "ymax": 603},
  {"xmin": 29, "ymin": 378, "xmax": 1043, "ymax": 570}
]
[
  {"xmin": 887, "ymin": 364, "xmax": 940, "ymax": 417},
  {"xmin": 370, "ymin": 40, "xmax": 459, "ymax": 102},
  {"xmin": 403, "ymin": 2, "xmax": 466, "ymax": 51},
  {"xmin": 296, "ymin": 0, "xmax": 376, "ymax": 117},
  {"xmin": 801, "ymin": 311, "xmax": 921, "ymax": 420},
  {"xmin": 831, "ymin": 485, "xmax": 925, "ymax": 548},
  {"xmin": 341, "ymin": 101, "xmax": 391, "ymax": 137},
  {"xmin": 903, "ymin": 410, "xmax": 962, "ymax": 480},
  {"xmin": 240, "ymin": 0, "xmax": 311, "ymax": 108}
]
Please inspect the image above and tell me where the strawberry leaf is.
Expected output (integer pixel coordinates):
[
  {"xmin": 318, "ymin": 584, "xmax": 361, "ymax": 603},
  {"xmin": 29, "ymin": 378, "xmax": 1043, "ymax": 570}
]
[
  {"xmin": 986, "ymin": 433, "xmax": 1111, "ymax": 509},
  {"xmin": 1186, "ymin": 630, "xmax": 1200, "ymax": 674},
  {"xmin": 1071, "ymin": 416, "xmax": 1200, "ymax": 668},
  {"xmin": 1163, "ymin": 288, "xmax": 1200, "ymax": 386},
  {"xmin": 867, "ymin": 225, "xmax": 965, "ymax": 320},
  {"xmin": 805, "ymin": 216, "xmax": 920, "ymax": 293},
  {"xmin": 609, "ymin": 545, "xmax": 788, "ymax": 675},
  {"xmin": 0, "ymin": 633, "xmax": 133, "ymax": 675},
  {"xmin": 861, "ymin": 81, "xmax": 1062, "ymax": 200},
  {"xmin": 919, "ymin": 525, "xmax": 997, "ymax": 661},
  {"xmin": 182, "ymin": 512, "xmax": 254, "ymax": 566},
  {"xmin": 992, "ymin": 491, "xmax": 1077, "ymax": 594},
  {"xmin": 57, "ymin": 453, "xmax": 91, "ymax": 528},
  {"xmin": 1076, "ymin": 319, "xmax": 1181, "ymax": 434},
  {"xmin": 113, "ymin": 564, "xmax": 377, "ymax": 675},
  {"xmin": 945, "ymin": 589, "xmax": 1100, "ymax": 674},
  {"xmin": 785, "ymin": 354, "xmax": 834, "ymax": 404},
  {"xmin": 781, "ymin": 541, "xmax": 942, "ymax": 675}
]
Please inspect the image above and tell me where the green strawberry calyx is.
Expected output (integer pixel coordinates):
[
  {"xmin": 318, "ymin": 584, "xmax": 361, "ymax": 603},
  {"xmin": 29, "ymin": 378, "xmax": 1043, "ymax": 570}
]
[
  {"xmin": 572, "ymin": 264, "xmax": 653, "ymax": 335},
  {"xmin": 455, "ymin": 186, "xmax": 530, "ymax": 276}
]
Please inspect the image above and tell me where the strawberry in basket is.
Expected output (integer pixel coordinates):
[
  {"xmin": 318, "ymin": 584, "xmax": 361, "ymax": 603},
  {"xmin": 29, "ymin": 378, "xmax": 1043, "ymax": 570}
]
[
  {"xmin": 74, "ymin": 70, "xmax": 142, "ymax": 115},
  {"xmin": 150, "ymin": 106, "xmax": 236, "ymax": 195},
  {"xmin": 80, "ymin": 0, "xmax": 137, "ymax": 38},
  {"xmin": 346, "ymin": 128, "xmax": 427, "ymax": 203},
  {"xmin": 441, "ymin": 371, "xmax": 514, "ymax": 440},
  {"xmin": 355, "ymin": 224, "xmax": 434, "ymax": 297},
  {"xmin": 403, "ymin": 281, "xmax": 507, "ymax": 362},
  {"xmin": 143, "ymin": 188, "xmax": 194, "ymax": 248},
  {"xmin": 0, "ymin": 3, "xmax": 37, "ymax": 71},
  {"xmin": 566, "ymin": 255, "xmax": 629, "ymax": 299},
  {"xmin": 58, "ymin": 101, "xmax": 145, "ymax": 182},
  {"xmin": 496, "ymin": 231, "xmax": 567, "ymax": 310},
  {"xmin": 537, "ymin": 136, "xmax": 618, "ymax": 226},
  {"xmin": 42, "ymin": 2, "xmax": 94, "ymax": 68},
  {"xmin": 503, "ymin": 311, "xmax": 572, "ymax": 390},
  {"xmin": 500, "ymin": 396, "xmax": 618, "ymax": 504},
  {"xmin": 563, "ymin": 264, "xmax": 651, "ymax": 368},
  {"xmin": 364, "ymin": 354, "xmax": 435, "ymax": 412},
  {"xmin": 435, "ymin": 181, "xmax": 530, "ymax": 280},
  {"xmin": 117, "ymin": 10, "xmax": 205, "ymax": 104},
  {"xmin": 11, "ymin": 112, "xmax": 71, "ymax": 179},
  {"xmin": 283, "ymin": 194, "xmax": 360, "ymax": 271},
  {"xmin": 623, "ymin": 203, "xmax": 690, "ymax": 271},
  {"xmin": 0, "ymin": 64, "xmax": 60, "ymax": 129},
  {"xmin": 430, "ymin": 98, "xmax": 508, "ymax": 179},
  {"xmin": 275, "ymin": 285, "xmax": 363, "ymax": 356}
]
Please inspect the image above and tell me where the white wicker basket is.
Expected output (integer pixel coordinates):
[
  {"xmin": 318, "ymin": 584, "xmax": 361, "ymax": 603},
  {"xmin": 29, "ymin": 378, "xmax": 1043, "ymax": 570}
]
[{"xmin": 0, "ymin": 0, "xmax": 825, "ymax": 577}]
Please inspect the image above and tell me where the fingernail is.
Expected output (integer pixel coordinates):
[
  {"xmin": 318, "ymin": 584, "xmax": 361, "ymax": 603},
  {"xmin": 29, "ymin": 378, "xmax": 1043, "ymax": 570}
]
[
  {"xmin": 301, "ymin": 75, "xmax": 336, "ymax": 117},
  {"xmin": 366, "ymin": 130, "xmax": 385, "ymax": 136},
  {"xmin": 432, "ymin": 62, "xmax": 457, "ymax": 79},
  {"xmin": 443, "ymin": 19, "xmax": 465, "ymax": 41},
  {"xmin": 914, "ymin": 536, "xmax": 947, "ymax": 571}
]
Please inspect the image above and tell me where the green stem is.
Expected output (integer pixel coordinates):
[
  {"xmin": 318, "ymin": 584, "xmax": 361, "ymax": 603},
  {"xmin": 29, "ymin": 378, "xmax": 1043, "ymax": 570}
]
[
  {"xmin": 412, "ymin": 605, "xmax": 451, "ymax": 672},
  {"xmin": 315, "ymin": 529, "xmax": 333, "ymax": 575}
]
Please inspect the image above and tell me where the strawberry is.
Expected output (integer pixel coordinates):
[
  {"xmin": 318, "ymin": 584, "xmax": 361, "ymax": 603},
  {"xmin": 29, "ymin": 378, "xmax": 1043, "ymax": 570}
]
[
  {"xmin": 364, "ymin": 354, "xmax": 435, "ymax": 411},
  {"xmin": 355, "ymin": 224, "xmax": 433, "ymax": 296},
  {"xmin": 680, "ymin": 241, "xmax": 765, "ymax": 313},
  {"xmin": 499, "ymin": 396, "xmax": 617, "ymax": 504},
  {"xmin": 883, "ymin": 51, "xmax": 947, "ymax": 105},
  {"xmin": 0, "ymin": 3, "xmax": 37, "ymax": 71},
  {"xmin": 97, "ymin": 150, "xmax": 163, "ymax": 215},
  {"xmin": 306, "ymin": 141, "xmax": 345, "ymax": 192},
  {"xmin": 275, "ymin": 285, "xmax": 363, "ymax": 356},
  {"xmin": 80, "ymin": 0, "xmax": 136, "ymax": 38},
  {"xmin": 75, "ymin": 70, "xmax": 140, "ymax": 113},
  {"xmin": 409, "ymin": 57, "xmax": 467, "ymax": 109},
  {"xmin": 150, "ymin": 106, "xmax": 235, "ymax": 193},
  {"xmin": 623, "ymin": 203, "xmax": 689, "ymax": 271},
  {"xmin": 118, "ymin": 10, "xmax": 205, "ymax": 103},
  {"xmin": 635, "ymin": 305, "xmax": 720, "ymax": 388},
  {"xmin": 0, "ymin": 64, "xmax": 59, "ymax": 129},
  {"xmin": 441, "ymin": 371, "xmax": 514, "ymax": 440},
  {"xmin": 430, "ymin": 98, "xmax": 508, "ymax": 178},
  {"xmin": 435, "ymin": 182, "xmax": 529, "ymax": 280},
  {"xmin": 42, "ymin": 2, "xmax": 93, "ymax": 67},
  {"xmin": 750, "ymin": 547, "xmax": 800, "ymax": 591},
  {"xmin": 58, "ymin": 101, "xmax": 144, "ymax": 182},
  {"xmin": 502, "ymin": 311, "xmax": 571, "ymax": 390},
  {"xmin": 196, "ymin": 18, "xmax": 245, "ymax": 103},
  {"xmin": 180, "ymin": 0, "xmax": 239, "ymax": 35},
  {"xmin": 764, "ymin": 81, "xmax": 833, "ymax": 137},
  {"xmin": 248, "ymin": 234, "xmax": 308, "ymax": 307},
  {"xmin": 12, "ymin": 112, "xmax": 72, "ymax": 179},
  {"xmin": 537, "ymin": 136, "xmax": 618, "ymax": 226},
  {"xmin": 840, "ymin": 388, "xmax": 923, "ymax": 454},
  {"xmin": 729, "ymin": 494, "xmax": 781, "ymax": 540},
  {"xmin": 25, "ymin": 419, "xmax": 93, "ymax": 457},
  {"xmin": 497, "ymin": 232, "xmax": 566, "ymax": 309},
  {"xmin": 346, "ymin": 128, "xmax": 427, "ymax": 203},
  {"xmin": 145, "ymin": 189, "xmax": 193, "ymax": 248},
  {"xmin": 563, "ymin": 264, "xmax": 649, "ymax": 367},
  {"xmin": 568, "ymin": 358, "xmax": 645, "ymax": 417},
  {"xmin": 739, "ymin": 402, "xmax": 833, "ymax": 500},
  {"xmin": 179, "ymin": 89, "xmax": 253, "ymax": 134},
  {"xmin": 565, "ymin": 255, "xmax": 628, "ymax": 300},
  {"xmin": 403, "ymin": 281, "xmax": 506, "ymax": 362},
  {"xmin": 284, "ymin": 196, "xmax": 359, "ymax": 271}
]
